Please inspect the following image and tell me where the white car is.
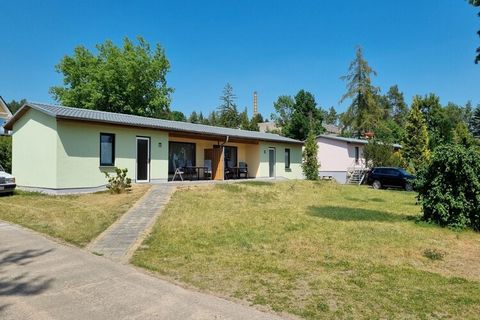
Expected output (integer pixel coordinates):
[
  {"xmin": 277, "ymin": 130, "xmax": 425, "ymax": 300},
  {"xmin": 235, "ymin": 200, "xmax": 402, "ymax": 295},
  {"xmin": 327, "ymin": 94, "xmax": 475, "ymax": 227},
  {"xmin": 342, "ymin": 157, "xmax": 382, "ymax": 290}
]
[{"xmin": 0, "ymin": 165, "xmax": 16, "ymax": 195}]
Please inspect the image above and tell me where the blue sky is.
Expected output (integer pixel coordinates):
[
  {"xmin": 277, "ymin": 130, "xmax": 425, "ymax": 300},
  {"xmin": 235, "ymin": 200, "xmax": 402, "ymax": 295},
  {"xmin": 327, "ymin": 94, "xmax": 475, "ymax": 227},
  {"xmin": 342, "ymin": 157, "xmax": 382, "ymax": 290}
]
[{"xmin": 1, "ymin": 0, "xmax": 479, "ymax": 118}]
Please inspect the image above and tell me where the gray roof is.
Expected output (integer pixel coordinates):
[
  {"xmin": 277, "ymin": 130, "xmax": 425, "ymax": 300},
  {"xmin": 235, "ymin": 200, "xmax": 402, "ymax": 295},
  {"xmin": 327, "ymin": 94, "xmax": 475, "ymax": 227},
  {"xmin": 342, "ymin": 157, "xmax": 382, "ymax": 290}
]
[
  {"xmin": 317, "ymin": 134, "xmax": 401, "ymax": 149},
  {"xmin": 4, "ymin": 103, "xmax": 303, "ymax": 145}
]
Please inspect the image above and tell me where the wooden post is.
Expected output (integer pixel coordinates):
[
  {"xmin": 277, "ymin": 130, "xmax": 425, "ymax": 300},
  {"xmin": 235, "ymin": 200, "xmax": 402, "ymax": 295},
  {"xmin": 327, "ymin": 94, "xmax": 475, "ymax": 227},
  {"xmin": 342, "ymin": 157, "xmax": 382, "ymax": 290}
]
[{"xmin": 212, "ymin": 145, "xmax": 224, "ymax": 180}]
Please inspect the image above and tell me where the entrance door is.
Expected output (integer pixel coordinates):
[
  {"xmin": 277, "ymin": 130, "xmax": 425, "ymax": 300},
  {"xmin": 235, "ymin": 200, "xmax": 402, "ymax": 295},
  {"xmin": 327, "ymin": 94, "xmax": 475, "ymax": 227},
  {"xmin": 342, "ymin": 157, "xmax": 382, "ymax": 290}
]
[
  {"xmin": 268, "ymin": 148, "xmax": 276, "ymax": 178},
  {"xmin": 136, "ymin": 137, "xmax": 150, "ymax": 182}
]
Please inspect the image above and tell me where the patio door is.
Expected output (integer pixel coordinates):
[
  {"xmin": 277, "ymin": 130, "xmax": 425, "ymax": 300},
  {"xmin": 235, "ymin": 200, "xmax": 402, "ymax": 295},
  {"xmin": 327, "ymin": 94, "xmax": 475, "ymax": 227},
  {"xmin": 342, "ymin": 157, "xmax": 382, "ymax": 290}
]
[
  {"xmin": 136, "ymin": 137, "xmax": 150, "ymax": 182},
  {"xmin": 268, "ymin": 147, "xmax": 276, "ymax": 178}
]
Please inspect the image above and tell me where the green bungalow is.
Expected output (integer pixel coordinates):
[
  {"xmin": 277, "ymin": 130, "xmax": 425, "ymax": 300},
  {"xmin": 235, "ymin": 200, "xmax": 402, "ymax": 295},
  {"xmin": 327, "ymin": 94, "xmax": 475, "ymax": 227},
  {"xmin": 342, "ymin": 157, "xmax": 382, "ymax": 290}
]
[{"xmin": 4, "ymin": 103, "xmax": 304, "ymax": 194}]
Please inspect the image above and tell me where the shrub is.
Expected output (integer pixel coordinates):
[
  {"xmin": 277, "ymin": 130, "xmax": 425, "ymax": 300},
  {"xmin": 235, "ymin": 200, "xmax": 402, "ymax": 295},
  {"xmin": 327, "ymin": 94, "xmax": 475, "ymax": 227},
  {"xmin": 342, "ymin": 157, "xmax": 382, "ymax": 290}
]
[
  {"xmin": 302, "ymin": 129, "xmax": 319, "ymax": 180},
  {"xmin": 423, "ymin": 248, "xmax": 446, "ymax": 261},
  {"xmin": 0, "ymin": 136, "xmax": 12, "ymax": 172},
  {"xmin": 416, "ymin": 144, "xmax": 480, "ymax": 231},
  {"xmin": 104, "ymin": 168, "xmax": 132, "ymax": 194},
  {"xmin": 363, "ymin": 138, "xmax": 406, "ymax": 168}
]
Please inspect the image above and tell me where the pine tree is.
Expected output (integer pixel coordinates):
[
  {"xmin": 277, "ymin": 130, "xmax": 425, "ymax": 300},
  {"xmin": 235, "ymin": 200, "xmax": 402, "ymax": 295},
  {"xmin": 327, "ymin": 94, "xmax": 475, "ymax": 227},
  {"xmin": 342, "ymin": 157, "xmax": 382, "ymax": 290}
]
[
  {"xmin": 402, "ymin": 103, "xmax": 431, "ymax": 172},
  {"xmin": 340, "ymin": 47, "xmax": 382, "ymax": 136},
  {"xmin": 385, "ymin": 85, "xmax": 408, "ymax": 126},
  {"xmin": 198, "ymin": 112, "xmax": 208, "ymax": 125},
  {"xmin": 325, "ymin": 107, "xmax": 338, "ymax": 125},
  {"xmin": 239, "ymin": 108, "xmax": 251, "ymax": 130},
  {"xmin": 188, "ymin": 111, "xmax": 199, "ymax": 123},
  {"xmin": 470, "ymin": 105, "xmax": 480, "ymax": 138},
  {"xmin": 217, "ymin": 83, "xmax": 240, "ymax": 128},
  {"xmin": 302, "ymin": 124, "xmax": 320, "ymax": 180}
]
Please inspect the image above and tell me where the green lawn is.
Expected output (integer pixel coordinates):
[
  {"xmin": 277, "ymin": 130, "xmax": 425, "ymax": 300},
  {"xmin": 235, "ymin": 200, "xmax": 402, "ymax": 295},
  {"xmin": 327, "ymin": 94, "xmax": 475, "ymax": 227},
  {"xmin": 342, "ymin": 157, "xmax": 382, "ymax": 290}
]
[
  {"xmin": 132, "ymin": 181, "xmax": 480, "ymax": 319},
  {"xmin": 0, "ymin": 185, "xmax": 150, "ymax": 247}
]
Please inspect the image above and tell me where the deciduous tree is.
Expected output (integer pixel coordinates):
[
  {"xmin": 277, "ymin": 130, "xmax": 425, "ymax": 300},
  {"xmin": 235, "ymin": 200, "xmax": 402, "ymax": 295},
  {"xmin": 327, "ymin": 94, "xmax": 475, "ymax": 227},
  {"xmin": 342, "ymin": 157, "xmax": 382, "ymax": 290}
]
[
  {"xmin": 50, "ymin": 37, "xmax": 173, "ymax": 118},
  {"xmin": 272, "ymin": 90, "xmax": 323, "ymax": 140}
]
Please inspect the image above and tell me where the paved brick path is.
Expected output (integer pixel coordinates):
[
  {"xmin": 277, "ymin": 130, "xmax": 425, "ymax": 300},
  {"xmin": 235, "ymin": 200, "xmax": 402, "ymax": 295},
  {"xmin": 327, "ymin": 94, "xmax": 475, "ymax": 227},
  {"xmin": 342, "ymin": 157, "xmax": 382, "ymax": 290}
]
[{"xmin": 88, "ymin": 185, "xmax": 175, "ymax": 262}]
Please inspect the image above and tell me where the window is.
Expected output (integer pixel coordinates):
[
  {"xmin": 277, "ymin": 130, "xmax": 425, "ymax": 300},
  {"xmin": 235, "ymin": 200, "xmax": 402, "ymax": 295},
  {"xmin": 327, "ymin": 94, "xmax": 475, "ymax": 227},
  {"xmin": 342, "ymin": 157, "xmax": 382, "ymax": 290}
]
[
  {"xmin": 169, "ymin": 142, "xmax": 196, "ymax": 173},
  {"xmin": 285, "ymin": 148, "xmax": 291, "ymax": 169},
  {"xmin": 354, "ymin": 146, "xmax": 359, "ymax": 164},
  {"xmin": 100, "ymin": 133, "xmax": 115, "ymax": 166}
]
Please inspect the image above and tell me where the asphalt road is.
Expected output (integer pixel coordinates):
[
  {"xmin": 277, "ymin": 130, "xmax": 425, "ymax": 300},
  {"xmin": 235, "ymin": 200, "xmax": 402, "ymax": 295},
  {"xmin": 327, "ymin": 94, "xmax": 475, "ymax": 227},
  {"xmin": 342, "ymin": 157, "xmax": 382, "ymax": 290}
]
[{"xmin": 0, "ymin": 221, "xmax": 285, "ymax": 320}]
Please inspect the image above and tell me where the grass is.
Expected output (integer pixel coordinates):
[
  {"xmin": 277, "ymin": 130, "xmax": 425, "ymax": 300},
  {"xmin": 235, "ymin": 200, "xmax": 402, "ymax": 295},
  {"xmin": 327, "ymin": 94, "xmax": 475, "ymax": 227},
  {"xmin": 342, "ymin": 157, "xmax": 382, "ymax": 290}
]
[
  {"xmin": 0, "ymin": 185, "xmax": 150, "ymax": 247},
  {"xmin": 132, "ymin": 181, "xmax": 480, "ymax": 319}
]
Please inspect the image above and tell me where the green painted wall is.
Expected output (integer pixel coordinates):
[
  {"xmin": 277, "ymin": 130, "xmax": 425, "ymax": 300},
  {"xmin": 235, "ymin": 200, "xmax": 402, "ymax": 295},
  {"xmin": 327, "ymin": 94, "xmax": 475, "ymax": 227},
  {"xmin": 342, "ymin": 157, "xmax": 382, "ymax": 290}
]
[
  {"xmin": 56, "ymin": 120, "xmax": 169, "ymax": 189},
  {"xmin": 12, "ymin": 109, "xmax": 303, "ymax": 190},
  {"xmin": 12, "ymin": 109, "xmax": 58, "ymax": 188},
  {"xmin": 257, "ymin": 142, "xmax": 304, "ymax": 179}
]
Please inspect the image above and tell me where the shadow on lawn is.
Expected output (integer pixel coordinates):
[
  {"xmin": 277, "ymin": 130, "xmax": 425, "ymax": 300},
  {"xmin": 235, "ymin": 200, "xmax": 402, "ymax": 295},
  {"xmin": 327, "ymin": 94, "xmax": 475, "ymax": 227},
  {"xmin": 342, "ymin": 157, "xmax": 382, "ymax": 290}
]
[{"xmin": 308, "ymin": 206, "xmax": 414, "ymax": 222}]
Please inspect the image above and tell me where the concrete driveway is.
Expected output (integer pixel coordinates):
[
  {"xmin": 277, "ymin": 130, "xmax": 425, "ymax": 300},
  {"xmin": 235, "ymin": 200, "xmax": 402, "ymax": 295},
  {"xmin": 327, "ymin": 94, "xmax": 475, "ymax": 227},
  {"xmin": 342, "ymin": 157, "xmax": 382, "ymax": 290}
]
[{"xmin": 0, "ymin": 222, "xmax": 285, "ymax": 320}]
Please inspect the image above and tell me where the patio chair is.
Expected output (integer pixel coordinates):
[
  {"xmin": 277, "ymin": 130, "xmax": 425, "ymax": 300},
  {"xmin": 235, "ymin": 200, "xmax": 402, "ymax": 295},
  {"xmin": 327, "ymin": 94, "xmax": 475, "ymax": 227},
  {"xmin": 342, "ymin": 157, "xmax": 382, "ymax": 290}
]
[
  {"xmin": 204, "ymin": 159, "xmax": 212, "ymax": 179},
  {"xmin": 172, "ymin": 160, "xmax": 184, "ymax": 181},
  {"xmin": 238, "ymin": 162, "xmax": 248, "ymax": 179},
  {"xmin": 224, "ymin": 160, "xmax": 235, "ymax": 179},
  {"xmin": 185, "ymin": 159, "xmax": 195, "ymax": 179}
]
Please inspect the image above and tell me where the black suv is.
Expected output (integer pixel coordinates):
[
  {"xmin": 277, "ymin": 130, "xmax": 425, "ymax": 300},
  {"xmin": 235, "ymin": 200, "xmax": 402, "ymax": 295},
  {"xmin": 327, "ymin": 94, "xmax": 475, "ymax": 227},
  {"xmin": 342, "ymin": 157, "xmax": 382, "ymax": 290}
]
[{"xmin": 366, "ymin": 167, "xmax": 415, "ymax": 191}]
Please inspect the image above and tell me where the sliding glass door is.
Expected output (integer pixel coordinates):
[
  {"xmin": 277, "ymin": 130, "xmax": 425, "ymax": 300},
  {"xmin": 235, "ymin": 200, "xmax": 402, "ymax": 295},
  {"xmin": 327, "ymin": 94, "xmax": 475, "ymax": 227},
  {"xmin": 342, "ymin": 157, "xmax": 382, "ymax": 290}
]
[{"xmin": 169, "ymin": 142, "xmax": 196, "ymax": 174}]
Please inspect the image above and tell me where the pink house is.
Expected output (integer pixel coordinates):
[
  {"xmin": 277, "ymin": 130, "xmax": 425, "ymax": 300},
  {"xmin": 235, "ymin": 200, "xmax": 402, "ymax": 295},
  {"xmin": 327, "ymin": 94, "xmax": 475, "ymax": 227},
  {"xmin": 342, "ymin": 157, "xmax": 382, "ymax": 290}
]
[
  {"xmin": 316, "ymin": 135, "xmax": 367, "ymax": 183},
  {"xmin": 316, "ymin": 135, "xmax": 402, "ymax": 183}
]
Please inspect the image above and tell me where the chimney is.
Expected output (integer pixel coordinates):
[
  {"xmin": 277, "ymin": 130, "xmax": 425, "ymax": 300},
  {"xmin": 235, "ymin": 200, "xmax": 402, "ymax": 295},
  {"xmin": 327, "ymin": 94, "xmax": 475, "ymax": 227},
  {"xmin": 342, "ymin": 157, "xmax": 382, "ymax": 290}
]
[{"xmin": 253, "ymin": 91, "xmax": 258, "ymax": 116}]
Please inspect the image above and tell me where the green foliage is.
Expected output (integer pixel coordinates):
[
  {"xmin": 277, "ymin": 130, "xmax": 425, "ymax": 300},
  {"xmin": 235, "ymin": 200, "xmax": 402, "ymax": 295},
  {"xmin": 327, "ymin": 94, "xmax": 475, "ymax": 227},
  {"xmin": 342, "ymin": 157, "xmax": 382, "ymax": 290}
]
[
  {"xmin": 50, "ymin": 37, "xmax": 173, "ymax": 118},
  {"xmin": 0, "ymin": 136, "xmax": 12, "ymax": 172},
  {"xmin": 340, "ymin": 47, "xmax": 383, "ymax": 136},
  {"xmin": 423, "ymin": 248, "xmax": 446, "ymax": 261},
  {"xmin": 170, "ymin": 111, "xmax": 186, "ymax": 122},
  {"xmin": 416, "ymin": 144, "xmax": 480, "ymax": 231},
  {"xmin": 272, "ymin": 90, "xmax": 324, "ymax": 140},
  {"xmin": 468, "ymin": 0, "xmax": 480, "ymax": 63},
  {"xmin": 188, "ymin": 111, "xmax": 199, "ymax": 123},
  {"xmin": 384, "ymin": 85, "xmax": 408, "ymax": 127},
  {"xmin": 302, "ymin": 129, "xmax": 319, "ymax": 180},
  {"xmin": 208, "ymin": 111, "xmax": 218, "ymax": 126},
  {"xmin": 374, "ymin": 119, "xmax": 405, "ymax": 144},
  {"xmin": 323, "ymin": 106, "xmax": 338, "ymax": 125},
  {"xmin": 104, "ymin": 168, "xmax": 132, "ymax": 194},
  {"xmin": 363, "ymin": 139, "xmax": 406, "ymax": 168},
  {"xmin": 217, "ymin": 83, "xmax": 240, "ymax": 128},
  {"xmin": 453, "ymin": 122, "xmax": 475, "ymax": 147},
  {"xmin": 402, "ymin": 103, "xmax": 431, "ymax": 172},
  {"xmin": 470, "ymin": 104, "xmax": 480, "ymax": 137},
  {"xmin": 7, "ymin": 99, "xmax": 27, "ymax": 114}
]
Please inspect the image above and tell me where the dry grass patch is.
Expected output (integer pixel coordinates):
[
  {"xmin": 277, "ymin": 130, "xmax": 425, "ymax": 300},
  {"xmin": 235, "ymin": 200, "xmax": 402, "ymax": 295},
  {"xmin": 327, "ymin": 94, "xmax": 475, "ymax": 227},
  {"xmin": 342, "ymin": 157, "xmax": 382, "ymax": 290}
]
[
  {"xmin": 0, "ymin": 184, "xmax": 150, "ymax": 247},
  {"xmin": 133, "ymin": 181, "xmax": 480, "ymax": 319}
]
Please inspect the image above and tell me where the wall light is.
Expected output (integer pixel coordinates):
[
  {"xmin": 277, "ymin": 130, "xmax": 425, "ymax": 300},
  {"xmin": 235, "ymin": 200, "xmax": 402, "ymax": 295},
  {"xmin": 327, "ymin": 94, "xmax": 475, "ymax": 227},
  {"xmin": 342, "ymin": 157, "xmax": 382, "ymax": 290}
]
[{"xmin": 158, "ymin": 142, "xmax": 162, "ymax": 148}]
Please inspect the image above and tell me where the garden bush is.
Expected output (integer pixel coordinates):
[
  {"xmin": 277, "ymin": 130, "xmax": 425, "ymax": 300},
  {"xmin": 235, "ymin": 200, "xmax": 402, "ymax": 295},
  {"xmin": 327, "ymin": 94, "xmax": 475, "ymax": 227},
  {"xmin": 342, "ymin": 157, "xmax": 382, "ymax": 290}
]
[
  {"xmin": 104, "ymin": 168, "xmax": 132, "ymax": 194},
  {"xmin": 0, "ymin": 136, "xmax": 12, "ymax": 172},
  {"xmin": 416, "ymin": 144, "xmax": 480, "ymax": 231}
]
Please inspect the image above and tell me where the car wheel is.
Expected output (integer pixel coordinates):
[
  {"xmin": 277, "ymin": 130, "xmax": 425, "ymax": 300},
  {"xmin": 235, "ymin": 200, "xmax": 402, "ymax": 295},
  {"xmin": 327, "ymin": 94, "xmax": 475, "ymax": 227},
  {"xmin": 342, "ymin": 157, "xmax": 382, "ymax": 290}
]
[
  {"xmin": 372, "ymin": 180, "xmax": 382, "ymax": 190},
  {"xmin": 405, "ymin": 183, "xmax": 413, "ymax": 192}
]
